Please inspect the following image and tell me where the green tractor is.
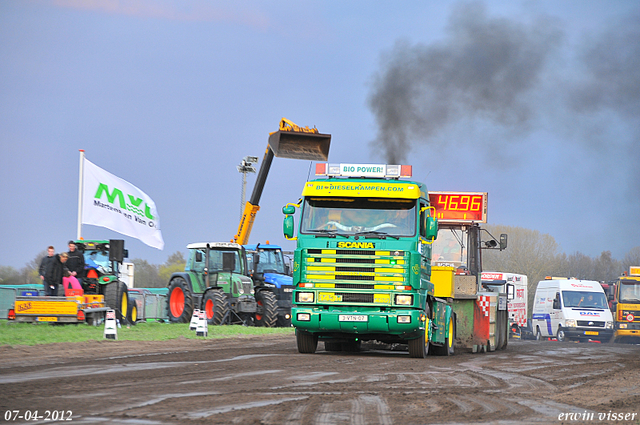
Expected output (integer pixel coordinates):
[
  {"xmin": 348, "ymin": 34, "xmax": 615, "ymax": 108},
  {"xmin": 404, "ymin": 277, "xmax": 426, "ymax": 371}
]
[
  {"xmin": 73, "ymin": 239, "xmax": 137, "ymax": 325},
  {"xmin": 167, "ymin": 242, "xmax": 278, "ymax": 326}
]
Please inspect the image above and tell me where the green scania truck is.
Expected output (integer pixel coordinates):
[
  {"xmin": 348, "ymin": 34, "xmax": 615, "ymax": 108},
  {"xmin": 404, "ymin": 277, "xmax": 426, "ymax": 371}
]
[{"xmin": 282, "ymin": 163, "xmax": 455, "ymax": 358}]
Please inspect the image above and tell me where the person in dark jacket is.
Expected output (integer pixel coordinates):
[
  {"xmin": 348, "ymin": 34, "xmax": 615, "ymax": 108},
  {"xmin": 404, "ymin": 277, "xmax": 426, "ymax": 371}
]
[
  {"xmin": 66, "ymin": 241, "xmax": 85, "ymax": 286},
  {"xmin": 39, "ymin": 246, "xmax": 56, "ymax": 296},
  {"xmin": 44, "ymin": 252, "xmax": 69, "ymax": 296}
]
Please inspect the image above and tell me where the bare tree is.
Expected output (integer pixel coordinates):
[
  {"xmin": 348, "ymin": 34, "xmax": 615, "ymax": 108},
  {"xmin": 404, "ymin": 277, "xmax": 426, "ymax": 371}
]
[
  {"xmin": 483, "ymin": 224, "xmax": 560, "ymax": 316},
  {"xmin": 132, "ymin": 259, "xmax": 160, "ymax": 288}
]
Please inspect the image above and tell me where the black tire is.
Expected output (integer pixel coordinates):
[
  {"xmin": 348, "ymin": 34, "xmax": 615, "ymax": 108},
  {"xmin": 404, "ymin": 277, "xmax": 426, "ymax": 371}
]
[
  {"xmin": 167, "ymin": 277, "xmax": 194, "ymax": 323},
  {"xmin": 104, "ymin": 281, "xmax": 129, "ymax": 323},
  {"xmin": 127, "ymin": 298, "xmax": 138, "ymax": 325},
  {"xmin": 408, "ymin": 328, "xmax": 429, "ymax": 358},
  {"xmin": 296, "ymin": 329, "xmax": 318, "ymax": 354},
  {"xmin": 203, "ymin": 289, "xmax": 228, "ymax": 325},
  {"xmin": 255, "ymin": 290, "xmax": 278, "ymax": 328},
  {"xmin": 324, "ymin": 341, "xmax": 342, "ymax": 352}
]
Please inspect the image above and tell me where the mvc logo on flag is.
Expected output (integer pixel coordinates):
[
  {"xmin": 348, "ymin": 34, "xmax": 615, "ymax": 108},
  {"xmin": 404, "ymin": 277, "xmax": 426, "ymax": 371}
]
[{"xmin": 81, "ymin": 157, "xmax": 164, "ymax": 250}]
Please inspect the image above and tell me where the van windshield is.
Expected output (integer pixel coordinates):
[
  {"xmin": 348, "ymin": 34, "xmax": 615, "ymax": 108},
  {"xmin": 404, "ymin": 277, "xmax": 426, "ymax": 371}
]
[{"xmin": 562, "ymin": 291, "xmax": 607, "ymax": 308}]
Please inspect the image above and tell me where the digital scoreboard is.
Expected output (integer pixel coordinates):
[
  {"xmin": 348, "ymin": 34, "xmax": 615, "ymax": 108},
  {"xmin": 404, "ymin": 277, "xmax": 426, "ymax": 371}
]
[{"xmin": 428, "ymin": 191, "xmax": 488, "ymax": 224}]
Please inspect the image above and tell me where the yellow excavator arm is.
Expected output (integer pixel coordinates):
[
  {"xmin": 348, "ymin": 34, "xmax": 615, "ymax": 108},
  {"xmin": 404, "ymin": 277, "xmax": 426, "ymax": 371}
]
[{"xmin": 231, "ymin": 118, "xmax": 331, "ymax": 245}]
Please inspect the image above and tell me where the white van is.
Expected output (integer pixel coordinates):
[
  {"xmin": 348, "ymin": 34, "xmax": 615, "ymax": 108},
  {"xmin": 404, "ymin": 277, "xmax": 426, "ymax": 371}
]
[{"xmin": 531, "ymin": 278, "xmax": 614, "ymax": 343}]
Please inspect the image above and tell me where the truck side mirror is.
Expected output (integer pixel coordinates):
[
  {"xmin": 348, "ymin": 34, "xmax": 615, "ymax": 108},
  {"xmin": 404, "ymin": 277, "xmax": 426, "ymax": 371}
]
[
  {"xmin": 283, "ymin": 215, "xmax": 295, "ymax": 239},
  {"xmin": 506, "ymin": 283, "xmax": 515, "ymax": 300},
  {"xmin": 500, "ymin": 234, "xmax": 508, "ymax": 250},
  {"xmin": 222, "ymin": 252, "xmax": 236, "ymax": 272},
  {"xmin": 283, "ymin": 205, "xmax": 295, "ymax": 215},
  {"xmin": 552, "ymin": 292, "xmax": 561, "ymax": 310},
  {"xmin": 424, "ymin": 216, "xmax": 438, "ymax": 241}
]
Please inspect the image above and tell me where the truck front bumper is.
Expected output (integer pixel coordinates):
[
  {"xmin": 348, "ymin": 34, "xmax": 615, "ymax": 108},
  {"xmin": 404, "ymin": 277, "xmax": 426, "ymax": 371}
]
[{"xmin": 292, "ymin": 306, "xmax": 425, "ymax": 339}]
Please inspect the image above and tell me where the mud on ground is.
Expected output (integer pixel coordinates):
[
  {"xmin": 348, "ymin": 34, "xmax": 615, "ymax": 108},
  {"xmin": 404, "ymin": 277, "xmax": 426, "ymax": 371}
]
[{"xmin": 1, "ymin": 336, "xmax": 639, "ymax": 424}]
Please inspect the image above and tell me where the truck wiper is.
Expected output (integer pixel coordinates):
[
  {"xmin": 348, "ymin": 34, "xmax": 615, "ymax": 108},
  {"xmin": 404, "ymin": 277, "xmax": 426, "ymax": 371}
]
[
  {"xmin": 354, "ymin": 231, "xmax": 399, "ymax": 240},
  {"xmin": 307, "ymin": 229, "xmax": 349, "ymax": 238}
]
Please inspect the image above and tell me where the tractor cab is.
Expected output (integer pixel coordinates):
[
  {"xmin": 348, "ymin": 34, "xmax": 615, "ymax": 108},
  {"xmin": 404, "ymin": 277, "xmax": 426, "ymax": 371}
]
[{"xmin": 74, "ymin": 240, "xmax": 127, "ymax": 293}]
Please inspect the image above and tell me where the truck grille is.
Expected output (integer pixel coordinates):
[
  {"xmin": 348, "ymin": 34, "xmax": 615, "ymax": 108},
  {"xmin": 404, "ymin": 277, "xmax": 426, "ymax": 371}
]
[
  {"xmin": 301, "ymin": 248, "xmax": 408, "ymax": 306},
  {"xmin": 577, "ymin": 321, "xmax": 605, "ymax": 327}
]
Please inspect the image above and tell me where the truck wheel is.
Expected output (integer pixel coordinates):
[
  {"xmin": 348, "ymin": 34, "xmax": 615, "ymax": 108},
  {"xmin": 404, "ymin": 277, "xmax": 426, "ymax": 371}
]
[
  {"xmin": 104, "ymin": 281, "xmax": 129, "ymax": 323},
  {"xmin": 167, "ymin": 277, "xmax": 194, "ymax": 323},
  {"xmin": 557, "ymin": 326, "xmax": 566, "ymax": 342},
  {"xmin": 255, "ymin": 290, "xmax": 278, "ymax": 328},
  {"xmin": 408, "ymin": 325, "xmax": 430, "ymax": 358},
  {"xmin": 203, "ymin": 289, "xmax": 228, "ymax": 325},
  {"xmin": 127, "ymin": 298, "xmax": 138, "ymax": 325},
  {"xmin": 296, "ymin": 329, "xmax": 318, "ymax": 354},
  {"xmin": 324, "ymin": 341, "xmax": 342, "ymax": 351}
]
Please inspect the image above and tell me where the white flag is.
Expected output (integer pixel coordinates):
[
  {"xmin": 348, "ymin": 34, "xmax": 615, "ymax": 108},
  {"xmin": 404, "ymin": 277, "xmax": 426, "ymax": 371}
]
[{"xmin": 82, "ymin": 158, "xmax": 164, "ymax": 250}]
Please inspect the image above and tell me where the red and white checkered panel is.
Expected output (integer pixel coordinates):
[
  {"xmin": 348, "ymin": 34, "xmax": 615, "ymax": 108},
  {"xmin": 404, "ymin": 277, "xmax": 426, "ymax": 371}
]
[{"xmin": 477, "ymin": 296, "xmax": 490, "ymax": 317}]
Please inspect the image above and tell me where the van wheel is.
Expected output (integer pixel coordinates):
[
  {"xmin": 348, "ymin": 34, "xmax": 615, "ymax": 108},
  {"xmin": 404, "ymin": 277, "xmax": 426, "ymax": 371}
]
[
  {"xmin": 557, "ymin": 327, "xmax": 566, "ymax": 342},
  {"xmin": 535, "ymin": 326, "xmax": 542, "ymax": 341}
]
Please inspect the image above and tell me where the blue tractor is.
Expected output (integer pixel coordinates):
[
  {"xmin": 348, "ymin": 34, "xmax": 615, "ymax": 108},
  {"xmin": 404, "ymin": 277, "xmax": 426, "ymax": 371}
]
[{"xmin": 244, "ymin": 243, "xmax": 293, "ymax": 327}]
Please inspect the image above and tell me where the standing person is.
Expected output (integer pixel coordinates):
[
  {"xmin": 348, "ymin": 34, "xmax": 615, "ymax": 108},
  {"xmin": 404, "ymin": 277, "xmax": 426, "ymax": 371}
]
[
  {"xmin": 39, "ymin": 246, "xmax": 56, "ymax": 296},
  {"xmin": 44, "ymin": 252, "xmax": 69, "ymax": 297},
  {"xmin": 66, "ymin": 241, "xmax": 85, "ymax": 287}
]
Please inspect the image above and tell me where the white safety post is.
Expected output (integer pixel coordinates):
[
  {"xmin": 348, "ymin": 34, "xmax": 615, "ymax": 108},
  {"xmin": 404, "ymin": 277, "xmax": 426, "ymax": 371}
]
[
  {"xmin": 189, "ymin": 309, "xmax": 200, "ymax": 331},
  {"xmin": 104, "ymin": 309, "xmax": 118, "ymax": 340}
]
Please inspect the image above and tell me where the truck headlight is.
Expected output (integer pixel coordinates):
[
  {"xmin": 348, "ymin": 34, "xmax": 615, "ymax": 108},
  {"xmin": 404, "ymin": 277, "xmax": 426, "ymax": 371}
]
[
  {"xmin": 397, "ymin": 315, "xmax": 411, "ymax": 324},
  {"xmin": 297, "ymin": 313, "xmax": 311, "ymax": 321},
  {"xmin": 619, "ymin": 323, "xmax": 627, "ymax": 329},
  {"xmin": 605, "ymin": 321, "xmax": 613, "ymax": 329},
  {"xmin": 296, "ymin": 292, "xmax": 314, "ymax": 303},
  {"xmin": 395, "ymin": 294, "xmax": 413, "ymax": 305},
  {"xmin": 564, "ymin": 319, "xmax": 576, "ymax": 328}
]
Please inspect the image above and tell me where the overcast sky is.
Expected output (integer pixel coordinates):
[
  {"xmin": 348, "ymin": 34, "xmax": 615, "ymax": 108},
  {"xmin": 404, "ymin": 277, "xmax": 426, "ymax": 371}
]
[{"xmin": 1, "ymin": 0, "xmax": 639, "ymax": 270}]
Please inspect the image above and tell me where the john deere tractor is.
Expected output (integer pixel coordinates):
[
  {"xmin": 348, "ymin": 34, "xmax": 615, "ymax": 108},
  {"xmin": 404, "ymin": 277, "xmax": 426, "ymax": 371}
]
[
  {"xmin": 73, "ymin": 239, "xmax": 137, "ymax": 325},
  {"xmin": 167, "ymin": 242, "xmax": 278, "ymax": 326}
]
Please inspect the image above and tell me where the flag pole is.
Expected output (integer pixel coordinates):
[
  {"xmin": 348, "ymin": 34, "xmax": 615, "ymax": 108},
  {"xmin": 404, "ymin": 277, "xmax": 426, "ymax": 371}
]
[{"xmin": 77, "ymin": 149, "xmax": 85, "ymax": 240}]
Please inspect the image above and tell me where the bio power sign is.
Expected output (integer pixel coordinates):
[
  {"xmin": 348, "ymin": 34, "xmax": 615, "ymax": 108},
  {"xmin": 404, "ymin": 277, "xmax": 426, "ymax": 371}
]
[{"xmin": 82, "ymin": 158, "xmax": 164, "ymax": 250}]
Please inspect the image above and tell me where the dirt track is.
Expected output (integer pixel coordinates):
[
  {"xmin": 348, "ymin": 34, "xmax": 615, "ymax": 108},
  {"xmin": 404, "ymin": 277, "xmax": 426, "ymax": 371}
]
[{"xmin": 1, "ymin": 335, "xmax": 639, "ymax": 425}]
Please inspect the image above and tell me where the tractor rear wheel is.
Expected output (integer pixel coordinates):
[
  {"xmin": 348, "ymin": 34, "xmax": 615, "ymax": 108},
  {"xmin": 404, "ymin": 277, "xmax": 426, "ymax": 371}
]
[
  {"xmin": 203, "ymin": 289, "xmax": 228, "ymax": 325},
  {"xmin": 104, "ymin": 281, "xmax": 129, "ymax": 324},
  {"xmin": 255, "ymin": 290, "xmax": 278, "ymax": 328},
  {"xmin": 167, "ymin": 277, "xmax": 194, "ymax": 323}
]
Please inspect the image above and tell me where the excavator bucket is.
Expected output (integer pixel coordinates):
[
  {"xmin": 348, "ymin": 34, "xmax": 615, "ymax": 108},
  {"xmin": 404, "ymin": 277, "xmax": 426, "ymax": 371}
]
[{"xmin": 268, "ymin": 130, "xmax": 331, "ymax": 161}]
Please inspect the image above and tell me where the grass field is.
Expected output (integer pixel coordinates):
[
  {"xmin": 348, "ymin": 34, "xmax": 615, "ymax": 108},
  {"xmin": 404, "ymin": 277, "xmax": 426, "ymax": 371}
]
[{"xmin": 0, "ymin": 321, "xmax": 295, "ymax": 346}]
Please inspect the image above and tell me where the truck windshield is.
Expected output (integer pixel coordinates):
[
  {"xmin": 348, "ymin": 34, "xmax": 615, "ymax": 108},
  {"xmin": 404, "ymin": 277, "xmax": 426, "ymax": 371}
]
[
  {"xmin": 562, "ymin": 291, "xmax": 608, "ymax": 308},
  {"xmin": 619, "ymin": 282, "xmax": 640, "ymax": 303},
  {"xmin": 300, "ymin": 197, "xmax": 416, "ymax": 237},
  {"xmin": 247, "ymin": 249, "xmax": 286, "ymax": 274}
]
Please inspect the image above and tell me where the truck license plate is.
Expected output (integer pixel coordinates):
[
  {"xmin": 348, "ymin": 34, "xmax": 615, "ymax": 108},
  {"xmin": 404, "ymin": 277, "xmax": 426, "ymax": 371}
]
[
  {"xmin": 37, "ymin": 316, "xmax": 57, "ymax": 322},
  {"xmin": 585, "ymin": 331, "xmax": 599, "ymax": 336},
  {"xmin": 339, "ymin": 315, "xmax": 367, "ymax": 322}
]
